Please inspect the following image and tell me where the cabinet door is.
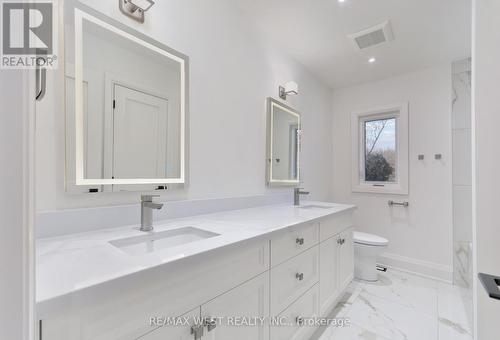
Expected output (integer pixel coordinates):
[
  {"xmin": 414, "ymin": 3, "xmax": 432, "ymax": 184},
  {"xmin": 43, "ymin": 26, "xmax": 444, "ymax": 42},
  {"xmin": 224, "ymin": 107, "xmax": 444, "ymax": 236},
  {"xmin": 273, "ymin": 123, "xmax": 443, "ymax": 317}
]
[
  {"xmin": 201, "ymin": 272, "xmax": 269, "ymax": 340},
  {"xmin": 271, "ymin": 284, "xmax": 319, "ymax": 340},
  {"xmin": 138, "ymin": 308, "xmax": 200, "ymax": 340},
  {"xmin": 319, "ymin": 236, "xmax": 340, "ymax": 315},
  {"xmin": 338, "ymin": 228, "xmax": 354, "ymax": 290}
]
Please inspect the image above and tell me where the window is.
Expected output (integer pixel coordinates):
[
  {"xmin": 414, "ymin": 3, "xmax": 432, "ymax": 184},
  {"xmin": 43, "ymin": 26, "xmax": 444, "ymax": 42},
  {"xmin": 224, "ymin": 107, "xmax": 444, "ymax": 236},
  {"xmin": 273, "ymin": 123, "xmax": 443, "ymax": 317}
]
[
  {"xmin": 364, "ymin": 117, "xmax": 396, "ymax": 183},
  {"xmin": 351, "ymin": 103, "xmax": 408, "ymax": 194}
]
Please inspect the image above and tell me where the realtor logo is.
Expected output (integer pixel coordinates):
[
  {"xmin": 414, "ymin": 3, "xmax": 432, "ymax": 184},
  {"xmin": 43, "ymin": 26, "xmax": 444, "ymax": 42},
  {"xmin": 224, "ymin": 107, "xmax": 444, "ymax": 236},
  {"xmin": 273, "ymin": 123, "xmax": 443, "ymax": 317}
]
[{"xmin": 1, "ymin": 1, "xmax": 58, "ymax": 69}]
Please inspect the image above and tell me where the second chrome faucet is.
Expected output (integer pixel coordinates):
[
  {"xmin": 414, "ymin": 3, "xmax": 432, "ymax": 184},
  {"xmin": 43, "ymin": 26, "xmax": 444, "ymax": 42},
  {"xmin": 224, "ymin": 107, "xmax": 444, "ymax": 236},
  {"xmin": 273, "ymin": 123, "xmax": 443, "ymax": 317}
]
[
  {"xmin": 294, "ymin": 188, "xmax": 310, "ymax": 206},
  {"xmin": 140, "ymin": 195, "xmax": 164, "ymax": 232}
]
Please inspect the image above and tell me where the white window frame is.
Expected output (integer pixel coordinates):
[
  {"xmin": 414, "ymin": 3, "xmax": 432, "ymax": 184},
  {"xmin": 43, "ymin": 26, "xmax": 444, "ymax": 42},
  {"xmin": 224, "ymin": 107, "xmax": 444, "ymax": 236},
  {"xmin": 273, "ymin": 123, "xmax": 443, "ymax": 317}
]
[{"xmin": 351, "ymin": 102, "xmax": 409, "ymax": 195}]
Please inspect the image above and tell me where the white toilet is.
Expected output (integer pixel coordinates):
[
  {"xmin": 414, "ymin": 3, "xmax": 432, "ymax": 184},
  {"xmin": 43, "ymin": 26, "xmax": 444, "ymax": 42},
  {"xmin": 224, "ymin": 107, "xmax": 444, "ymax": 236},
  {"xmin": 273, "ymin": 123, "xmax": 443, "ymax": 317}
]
[{"xmin": 353, "ymin": 231, "xmax": 389, "ymax": 282}]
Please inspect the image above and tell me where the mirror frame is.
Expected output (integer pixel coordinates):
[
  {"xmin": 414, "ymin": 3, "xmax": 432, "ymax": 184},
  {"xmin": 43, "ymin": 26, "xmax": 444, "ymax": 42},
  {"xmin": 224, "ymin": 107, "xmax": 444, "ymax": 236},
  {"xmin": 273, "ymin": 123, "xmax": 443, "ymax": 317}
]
[
  {"xmin": 65, "ymin": 0, "xmax": 189, "ymax": 186},
  {"xmin": 266, "ymin": 97, "xmax": 301, "ymax": 187}
]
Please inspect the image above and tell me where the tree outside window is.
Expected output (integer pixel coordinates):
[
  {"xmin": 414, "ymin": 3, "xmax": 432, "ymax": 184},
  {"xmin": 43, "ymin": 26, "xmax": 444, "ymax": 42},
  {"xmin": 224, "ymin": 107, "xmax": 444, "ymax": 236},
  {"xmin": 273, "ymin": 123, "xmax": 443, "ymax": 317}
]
[{"xmin": 364, "ymin": 118, "xmax": 396, "ymax": 182}]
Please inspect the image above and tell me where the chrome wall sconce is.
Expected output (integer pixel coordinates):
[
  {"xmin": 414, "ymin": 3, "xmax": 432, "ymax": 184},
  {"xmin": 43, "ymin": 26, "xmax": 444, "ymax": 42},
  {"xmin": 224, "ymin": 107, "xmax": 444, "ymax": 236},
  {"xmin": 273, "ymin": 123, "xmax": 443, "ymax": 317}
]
[
  {"xmin": 119, "ymin": 0, "xmax": 155, "ymax": 23},
  {"xmin": 279, "ymin": 81, "xmax": 299, "ymax": 100}
]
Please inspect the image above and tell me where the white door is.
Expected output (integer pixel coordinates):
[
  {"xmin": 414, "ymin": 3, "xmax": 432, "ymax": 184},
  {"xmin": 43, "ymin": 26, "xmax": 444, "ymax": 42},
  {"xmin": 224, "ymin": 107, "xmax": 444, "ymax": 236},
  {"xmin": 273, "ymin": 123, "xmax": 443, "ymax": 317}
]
[
  {"xmin": 110, "ymin": 84, "xmax": 168, "ymax": 191},
  {"xmin": 201, "ymin": 272, "xmax": 269, "ymax": 340},
  {"xmin": 138, "ymin": 308, "xmax": 200, "ymax": 340},
  {"xmin": 319, "ymin": 236, "xmax": 340, "ymax": 315},
  {"xmin": 474, "ymin": 1, "xmax": 500, "ymax": 339},
  {"xmin": 338, "ymin": 228, "xmax": 354, "ymax": 289}
]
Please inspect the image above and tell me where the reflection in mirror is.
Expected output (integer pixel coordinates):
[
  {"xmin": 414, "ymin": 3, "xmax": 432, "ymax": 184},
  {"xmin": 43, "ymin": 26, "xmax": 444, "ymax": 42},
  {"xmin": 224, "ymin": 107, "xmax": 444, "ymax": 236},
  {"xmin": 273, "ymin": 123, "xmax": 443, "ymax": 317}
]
[
  {"xmin": 266, "ymin": 98, "xmax": 301, "ymax": 186},
  {"xmin": 65, "ymin": 6, "xmax": 187, "ymax": 192}
]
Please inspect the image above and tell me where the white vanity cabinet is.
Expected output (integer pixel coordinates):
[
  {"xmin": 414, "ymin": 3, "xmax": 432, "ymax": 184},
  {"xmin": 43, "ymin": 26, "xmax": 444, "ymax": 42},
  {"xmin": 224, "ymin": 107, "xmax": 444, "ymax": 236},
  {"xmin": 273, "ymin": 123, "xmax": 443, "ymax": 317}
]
[
  {"xmin": 37, "ymin": 209, "xmax": 355, "ymax": 340},
  {"xmin": 38, "ymin": 240, "xmax": 269, "ymax": 340},
  {"xmin": 318, "ymin": 213, "xmax": 354, "ymax": 316},
  {"xmin": 200, "ymin": 272, "xmax": 269, "ymax": 340},
  {"xmin": 338, "ymin": 228, "xmax": 354, "ymax": 289},
  {"xmin": 270, "ymin": 246, "xmax": 319, "ymax": 316},
  {"xmin": 270, "ymin": 284, "xmax": 320, "ymax": 340},
  {"xmin": 141, "ymin": 272, "xmax": 269, "ymax": 340},
  {"xmin": 319, "ymin": 236, "xmax": 340, "ymax": 315},
  {"xmin": 270, "ymin": 221, "xmax": 319, "ymax": 266},
  {"xmin": 267, "ymin": 213, "xmax": 353, "ymax": 340}
]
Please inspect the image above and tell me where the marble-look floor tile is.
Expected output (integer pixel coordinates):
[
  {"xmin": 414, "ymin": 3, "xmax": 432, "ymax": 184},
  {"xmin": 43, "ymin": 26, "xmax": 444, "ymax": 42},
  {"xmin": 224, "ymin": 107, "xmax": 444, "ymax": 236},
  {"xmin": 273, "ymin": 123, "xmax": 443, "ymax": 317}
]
[
  {"xmin": 437, "ymin": 282, "xmax": 473, "ymax": 334},
  {"xmin": 330, "ymin": 280, "xmax": 365, "ymax": 318},
  {"xmin": 310, "ymin": 280, "xmax": 366, "ymax": 340},
  {"xmin": 361, "ymin": 270, "xmax": 438, "ymax": 316},
  {"xmin": 311, "ymin": 269, "xmax": 473, "ymax": 340},
  {"xmin": 319, "ymin": 323, "xmax": 391, "ymax": 340},
  {"xmin": 345, "ymin": 291, "xmax": 438, "ymax": 340},
  {"xmin": 438, "ymin": 317, "xmax": 473, "ymax": 340}
]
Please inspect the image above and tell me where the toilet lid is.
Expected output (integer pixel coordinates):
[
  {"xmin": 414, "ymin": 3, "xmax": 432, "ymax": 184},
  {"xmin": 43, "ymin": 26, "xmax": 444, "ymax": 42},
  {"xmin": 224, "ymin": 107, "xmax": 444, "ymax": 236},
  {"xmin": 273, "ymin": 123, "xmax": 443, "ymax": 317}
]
[{"xmin": 353, "ymin": 231, "xmax": 389, "ymax": 246}]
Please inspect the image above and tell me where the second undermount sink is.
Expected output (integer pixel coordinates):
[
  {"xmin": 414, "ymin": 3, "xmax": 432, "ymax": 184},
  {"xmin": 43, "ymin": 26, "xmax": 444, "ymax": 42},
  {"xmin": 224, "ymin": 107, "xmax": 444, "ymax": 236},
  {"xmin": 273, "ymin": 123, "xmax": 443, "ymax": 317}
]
[
  {"xmin": 110, "ymin": 227, "xmax": 220, "ymax": 256},
  {"xmin": 299, "ymin": 204, "xmax": 332, "ymax": 210}
]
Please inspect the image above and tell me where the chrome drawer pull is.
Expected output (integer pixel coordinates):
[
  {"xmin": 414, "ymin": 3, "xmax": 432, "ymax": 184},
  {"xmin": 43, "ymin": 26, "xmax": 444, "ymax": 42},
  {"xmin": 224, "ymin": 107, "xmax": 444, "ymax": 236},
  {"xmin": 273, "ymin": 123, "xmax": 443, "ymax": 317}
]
[
  {"xmin": 296, "ymin": 238, "xmax": 305, "ymax": 245},
  {"xmin": 204, "ymin": 317, "xmax": 217, "ymax": 332},
  {"xmin": 296, "ymin": 272, "xmax": 304, "ymax": 281},
  {"xmin": 190, "ymin": 324, "xmax": 204, "ymax": 340}
]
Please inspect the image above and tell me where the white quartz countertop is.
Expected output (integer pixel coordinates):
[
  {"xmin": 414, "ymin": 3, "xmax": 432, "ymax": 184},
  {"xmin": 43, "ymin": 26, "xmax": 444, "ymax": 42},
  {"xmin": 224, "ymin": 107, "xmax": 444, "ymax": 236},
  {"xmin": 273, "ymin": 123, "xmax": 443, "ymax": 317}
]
[{"xmin": 36, "ymin": 201, "xmax": 355, "ymax": 315}]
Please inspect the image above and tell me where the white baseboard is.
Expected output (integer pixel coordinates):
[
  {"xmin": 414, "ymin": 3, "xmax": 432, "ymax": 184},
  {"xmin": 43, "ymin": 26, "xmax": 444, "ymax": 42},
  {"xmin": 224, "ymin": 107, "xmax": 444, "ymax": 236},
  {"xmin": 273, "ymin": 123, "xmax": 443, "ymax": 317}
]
[{"xmin": 378, "ymin": 252, "xmax": 453, "ymax": 284}]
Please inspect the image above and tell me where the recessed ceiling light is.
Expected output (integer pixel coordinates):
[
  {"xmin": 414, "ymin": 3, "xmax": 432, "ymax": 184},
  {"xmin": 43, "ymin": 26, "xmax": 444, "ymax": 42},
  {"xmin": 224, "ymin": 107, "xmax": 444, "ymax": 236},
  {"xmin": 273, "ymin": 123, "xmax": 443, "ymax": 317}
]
[
  {"xmin": 368, "ymin": 57, "xmax": 376, "ymax": 63},
  {"xmin": 338, "ymin": 0, "xmax": 346, "ymax": 3}
]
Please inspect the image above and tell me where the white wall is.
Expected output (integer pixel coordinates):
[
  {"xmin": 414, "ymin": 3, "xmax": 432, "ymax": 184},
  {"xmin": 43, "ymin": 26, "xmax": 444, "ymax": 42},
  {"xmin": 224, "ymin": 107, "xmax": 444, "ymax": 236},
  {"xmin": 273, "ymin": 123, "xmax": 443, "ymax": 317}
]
[
  {"xmin": 36, "ymin": 0, "xmax": 333, "ymax": 211},
  {"xmin": 331, "ymin": 65, "xmax": 454, "ymax": 280},
  {"xmin": 473, "ymin": 0, "xmax": 500, "ymax": 338}
]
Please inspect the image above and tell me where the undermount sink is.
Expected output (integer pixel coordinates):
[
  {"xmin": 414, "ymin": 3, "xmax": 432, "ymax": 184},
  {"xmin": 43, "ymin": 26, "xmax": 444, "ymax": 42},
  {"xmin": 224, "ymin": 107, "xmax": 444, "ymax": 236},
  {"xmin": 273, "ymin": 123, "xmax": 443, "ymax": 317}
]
[
  {"xmin": 110, "ymin": 227, "xmax": 220, "ymax": 256},
  {"xmin": 299, "ymin": 204, "xmax": 332, "ymax": 210}
]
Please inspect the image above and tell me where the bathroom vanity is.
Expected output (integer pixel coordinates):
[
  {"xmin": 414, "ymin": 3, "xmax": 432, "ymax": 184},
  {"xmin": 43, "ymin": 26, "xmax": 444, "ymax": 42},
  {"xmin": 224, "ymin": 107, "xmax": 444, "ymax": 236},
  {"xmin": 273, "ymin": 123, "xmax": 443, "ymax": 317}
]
[
  {"xmin": 36, "ymin": 203, "xmax": 354, "ymax": 340},
  {"xmin": 36, "ymin": 2, "xmax": 355, "ymax": 339}
]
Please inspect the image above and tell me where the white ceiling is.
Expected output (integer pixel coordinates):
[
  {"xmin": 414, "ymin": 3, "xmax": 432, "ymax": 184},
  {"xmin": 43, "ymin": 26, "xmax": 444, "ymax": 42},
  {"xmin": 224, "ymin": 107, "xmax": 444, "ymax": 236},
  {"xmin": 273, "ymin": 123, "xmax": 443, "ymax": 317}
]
[{"xmin": 232, "ymin": 0, "xmax": 471, "ymax": 89}]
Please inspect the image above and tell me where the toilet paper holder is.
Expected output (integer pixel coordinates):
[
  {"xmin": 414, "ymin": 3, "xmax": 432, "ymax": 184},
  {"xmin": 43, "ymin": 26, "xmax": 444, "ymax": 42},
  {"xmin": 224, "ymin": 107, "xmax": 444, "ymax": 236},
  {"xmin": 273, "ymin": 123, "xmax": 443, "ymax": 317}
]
[{"xmin": 388, "ymin": 200, "xmax": 409, "ymax": 207}]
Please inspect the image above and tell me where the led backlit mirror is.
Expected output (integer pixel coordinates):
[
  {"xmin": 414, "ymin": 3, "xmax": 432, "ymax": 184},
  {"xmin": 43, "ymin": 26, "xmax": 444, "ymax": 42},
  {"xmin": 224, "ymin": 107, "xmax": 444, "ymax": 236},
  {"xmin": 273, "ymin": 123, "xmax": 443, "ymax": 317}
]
[
  {"xmin": 64, "ymin": 1, "xmax": 187, "ymax": 193},
  {"xmin": 266, "ymin": 98, "xmax": 301, "ymax": 186}
]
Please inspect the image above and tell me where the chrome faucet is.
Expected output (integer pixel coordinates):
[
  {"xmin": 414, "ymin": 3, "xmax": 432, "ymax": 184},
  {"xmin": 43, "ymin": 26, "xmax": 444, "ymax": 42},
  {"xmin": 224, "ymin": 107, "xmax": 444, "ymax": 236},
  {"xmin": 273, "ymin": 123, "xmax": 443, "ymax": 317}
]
[
  {"xmin": 140, "ymin": 195, "xmax": 164, "ymax": 232},
  {"xmin": 294, "ymin": 188, "xmax": 310, "ymax": 206}
]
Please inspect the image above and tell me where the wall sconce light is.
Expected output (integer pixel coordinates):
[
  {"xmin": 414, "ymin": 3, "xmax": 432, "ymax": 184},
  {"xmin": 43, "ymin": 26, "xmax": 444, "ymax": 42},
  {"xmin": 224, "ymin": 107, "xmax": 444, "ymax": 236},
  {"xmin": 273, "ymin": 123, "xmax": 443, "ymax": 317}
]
[
  {"xmin": 279, "ymin": 81, "xmax": 299, "ymax": 100},
  {"xmin": 119, "ymin": 0, "xmax": 155, "ymax": 23}
]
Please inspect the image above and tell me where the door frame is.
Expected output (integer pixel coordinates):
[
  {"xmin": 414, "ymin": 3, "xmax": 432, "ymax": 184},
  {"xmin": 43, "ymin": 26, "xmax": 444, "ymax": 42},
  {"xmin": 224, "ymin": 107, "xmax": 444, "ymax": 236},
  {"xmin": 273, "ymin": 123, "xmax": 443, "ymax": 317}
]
[{"xmin": 19, "ymin": 59, "xmax": 36, "ymax": 340}]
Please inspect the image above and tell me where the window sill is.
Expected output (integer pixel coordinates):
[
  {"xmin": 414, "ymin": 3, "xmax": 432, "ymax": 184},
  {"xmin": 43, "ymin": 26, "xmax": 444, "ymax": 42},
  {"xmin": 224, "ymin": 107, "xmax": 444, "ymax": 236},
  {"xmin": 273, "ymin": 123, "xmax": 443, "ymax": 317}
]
[{"xmin": 352, "ymin": 183, "xmax": 408, "ymax": 195}]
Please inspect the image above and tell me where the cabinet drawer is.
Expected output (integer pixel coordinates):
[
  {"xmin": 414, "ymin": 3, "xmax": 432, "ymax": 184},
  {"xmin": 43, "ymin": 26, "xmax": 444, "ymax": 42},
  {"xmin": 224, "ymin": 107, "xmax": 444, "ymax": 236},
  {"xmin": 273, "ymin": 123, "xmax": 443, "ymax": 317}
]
[
  {"xmin": 320, "ymin": 212, "xmax": 353, "ymax": 242},
  {"xmin": 271, "ymin": 284, "xmax": 319, "ymax": 340},
  {"xmin": 271, "ymin": 221, "xmax": 319, "ymax": 266},
  {"xmin": 270, "ymin": 246, "xmax": 319, "ymax": 316}
]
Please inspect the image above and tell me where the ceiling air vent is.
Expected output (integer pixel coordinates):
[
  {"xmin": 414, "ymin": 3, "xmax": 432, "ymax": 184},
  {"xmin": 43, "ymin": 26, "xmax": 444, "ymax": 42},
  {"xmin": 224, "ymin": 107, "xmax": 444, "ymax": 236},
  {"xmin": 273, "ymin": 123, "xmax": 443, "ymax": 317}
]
[{"xmin": 348, "ymin": 20, "xmax": 395, "ymax": 50}]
